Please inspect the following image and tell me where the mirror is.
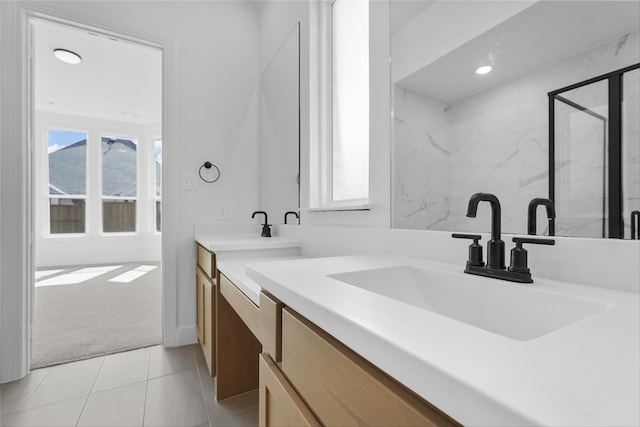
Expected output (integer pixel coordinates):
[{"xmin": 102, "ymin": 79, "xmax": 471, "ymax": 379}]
[
  {"xmin": 391, "ymin": 1, "xmax": 640, "ymax": 238},
  {"xmin": 259, "ymin": 23, "xmax": 300, "ymax": 223}
]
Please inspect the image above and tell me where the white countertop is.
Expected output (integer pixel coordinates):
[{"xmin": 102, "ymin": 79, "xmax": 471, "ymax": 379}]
[
  {"xmin": 195, "ymin": 233, "xmax": 301, "ymax": 252},
  {"xmin": 217, "ymin": 256, "xmax": 307, "ymax": 306},
  {"xmin": 246, "ymin": 254, "xmax": 640, "ymax": 427}
]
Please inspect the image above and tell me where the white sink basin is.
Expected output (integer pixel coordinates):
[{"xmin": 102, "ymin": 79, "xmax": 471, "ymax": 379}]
[{"xmin": 327, "ymin": 266, "xmax": 610, "ymax": 341}]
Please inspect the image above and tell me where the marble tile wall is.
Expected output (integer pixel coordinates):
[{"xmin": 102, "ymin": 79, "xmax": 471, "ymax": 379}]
[{"xmin": 393, "ymin": 31, "xmax": 640, "ymax": 236}]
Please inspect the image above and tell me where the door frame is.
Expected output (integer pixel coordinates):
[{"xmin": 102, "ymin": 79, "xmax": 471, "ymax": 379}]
[{"xmin": 0, "ymin": 1, "xmax": 179, "ymax": 382}]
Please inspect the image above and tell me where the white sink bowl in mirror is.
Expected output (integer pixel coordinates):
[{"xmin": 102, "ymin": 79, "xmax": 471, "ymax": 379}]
[{"xmin": 327, "ymin": 266, "xmax": 610, "ymax": 341}]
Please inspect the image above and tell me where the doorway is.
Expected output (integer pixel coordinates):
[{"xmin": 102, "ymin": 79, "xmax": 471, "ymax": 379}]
[{"xmin": 31, "ymin": 18, "xmax": 163, "ymax": 368}]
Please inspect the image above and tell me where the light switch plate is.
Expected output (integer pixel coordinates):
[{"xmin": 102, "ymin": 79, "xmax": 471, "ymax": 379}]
[
  {"xmin": 218, "ymin": 204, "xmax": 227, "ymax": 221},
  {"xmin": 181, "ymin": 174, "xmax": 197, "ymax": 190}
]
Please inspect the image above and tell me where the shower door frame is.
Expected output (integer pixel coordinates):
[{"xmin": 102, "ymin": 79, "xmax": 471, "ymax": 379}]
[{"xmin": 548, "ymin": 63, "xmax": 640, "ymax": 239}]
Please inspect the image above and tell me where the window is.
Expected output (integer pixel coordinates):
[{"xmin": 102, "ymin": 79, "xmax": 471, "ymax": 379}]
[
  {"xmin": 47, "ymin": 129, "xmax": 87, "ymax": 234},
  {"xmin": 101, "ymin": 136, "xmax": 137, "ymax": 233},
  {"xmin": 154, "ymin": 139, "xmax": 162, "ymax": 232},
  {"xmin": 326, "ymin": 0, "xmax": 370, "ymax": 203}
]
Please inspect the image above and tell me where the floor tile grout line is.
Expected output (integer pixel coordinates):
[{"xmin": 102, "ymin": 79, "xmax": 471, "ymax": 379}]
[
  {"xmin": 141, "ymin": 344, "xmax": 153, "ymax": 427},
  {"xmin": 13, "ymin": 364, "xmax": 54, "ymax": 414},
  {"xmin": 75, "ymin": 356, "xmax": 106, "ymax": 427},
  {"xmin": 193, "ymin": 349, "xmax": 213, "ymax": 427}
]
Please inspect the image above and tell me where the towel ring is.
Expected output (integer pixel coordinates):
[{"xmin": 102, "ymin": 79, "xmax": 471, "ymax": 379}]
[{"xmin": 199, "ymin": 161, "xmax": 220, "ymax": 183}]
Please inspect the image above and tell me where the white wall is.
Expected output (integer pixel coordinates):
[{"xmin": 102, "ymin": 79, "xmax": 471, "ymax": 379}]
[
  {"xmin": 257, "ymin": 0, "xmax": 310, "ymax": 228},
  {"xmin": 1, "ymin": 0, "xmax": 260, "ymax": 381},
  {"xmin": 35, "ymin": 111, "xmax": 162, "ymax": 266}
]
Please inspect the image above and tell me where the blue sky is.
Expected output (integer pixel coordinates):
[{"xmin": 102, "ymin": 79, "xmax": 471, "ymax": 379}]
[{"xmin": 47, "ymin": 129, "xmax": 87, "ymax": 154}]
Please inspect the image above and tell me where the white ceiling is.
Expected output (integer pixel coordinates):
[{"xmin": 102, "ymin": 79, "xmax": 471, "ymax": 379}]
[
  {"xmin": 34, "ymin": 19, "xmax": 162, "ymax": 125},
  {"xmin": 395, "ymin": 1, "xmax": 640, "ymax": 103},
  {"xmin": 390, "ymin": 0, "xmax": 436, "ymax": 34}
]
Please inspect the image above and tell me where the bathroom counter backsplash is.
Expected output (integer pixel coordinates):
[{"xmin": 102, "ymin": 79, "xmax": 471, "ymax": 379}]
[{"xmin": 274, "ymin": 224, "xmax": 640, "ymax": 294}]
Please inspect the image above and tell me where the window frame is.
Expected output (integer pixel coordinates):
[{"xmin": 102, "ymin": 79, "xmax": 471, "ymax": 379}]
[
  {"xmin": 318, "ymin": 0, "xmax": 371, "ymax": 209},
  {"xmin": 45, "ymin": 127, "xmax": 89, "ymax": 236},
  {"xmin": 152, "ymin": 137, "xmax": 162, "ymax": 234}
]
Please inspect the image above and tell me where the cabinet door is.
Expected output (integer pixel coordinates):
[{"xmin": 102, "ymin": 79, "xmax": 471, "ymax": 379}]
[
  {"xmin": 259, "ymin": 354, "xmax": 320, "ymax": 427},
  {"xmin": 196, "ymin": 268, "xmax": 205, "ymax": 345},
  {"xmin": 202, "ymin": 276, "xmax": 214, "ymax": 376}
]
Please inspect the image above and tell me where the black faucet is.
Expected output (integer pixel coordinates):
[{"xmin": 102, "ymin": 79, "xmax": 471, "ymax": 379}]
[
  {"xmin": 284, "ymin": 211, "xmax": 299, "ymax": 225},
  {"xmin": 466, "ymin": 193, "xmax": 505, "ymax": 269},
  {"xmin": 251, "ymin": 211, "xmax": 271, "ymax": 238},
  {"xmin": 528, "ymin": 198, "xmax": 555, "ymax": 236},
  {"xmin": 453, "ymin": 193, "xmax": 555, "ymax": 283},
  {"xmin": 631, "ymin": 211, "xmax": 640, "ymax": 240}
]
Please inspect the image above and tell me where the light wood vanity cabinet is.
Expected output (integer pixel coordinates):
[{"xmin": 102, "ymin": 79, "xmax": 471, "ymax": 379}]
[
  {"xmin": 195, "ymin": 243, "xmax": 215, "ymax": 376},
  {"xmin": 259, "ymin": 353, "xmax": 321, "ymax": 427},
  {"xmin": 258, "ymin": 297, "xmax": 461, "ymax": 427}
]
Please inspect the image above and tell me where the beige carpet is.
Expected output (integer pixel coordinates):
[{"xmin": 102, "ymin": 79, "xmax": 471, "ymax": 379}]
[{"xmin": 33, "ymin": 262, "xmax": 162, "ymax": 369}]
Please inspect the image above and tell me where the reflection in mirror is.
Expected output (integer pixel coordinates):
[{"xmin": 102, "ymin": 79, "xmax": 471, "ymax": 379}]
[
  {"xmin": 391, "ymin": 1, "xmax": 640, "ymax": 238},
  {"xmin": 550, "ymin": 65, "xmax": 640, "ymax": 239},
  {"xmin": 259, "ymin": 24, "xmax": 300, "ymax": 223}
]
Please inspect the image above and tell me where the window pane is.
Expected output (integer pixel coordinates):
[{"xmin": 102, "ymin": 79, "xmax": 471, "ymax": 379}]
[
  {"xmin": 48, "ymin": 130, "xmax": 87, "ymax": 195},
  {"xmin": 154, "ymin": 139, "xmax": 162, "ymax": 198},
  {"xmin": 331, "ymin": 0, "xmax": 369, "ymax": 201},
  {"xmin": 103, "ymin": 199, "xmax": 136, "ymax": 233},
  {"xmin": 49, "ymin": 198, "xmax": 85, "ymax": 233},
  {"xmin": 102, "ymin": 137, "xmax": 137, "ymax": 197}
]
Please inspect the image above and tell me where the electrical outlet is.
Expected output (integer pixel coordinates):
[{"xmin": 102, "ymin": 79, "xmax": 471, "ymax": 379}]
[
  {"xmin": 181, "ymin": 174, "xmax": 197, "ymax": 190},
  {"xmin": 218, "ymin": 204, "xmax": 227, "ymax": 221}
]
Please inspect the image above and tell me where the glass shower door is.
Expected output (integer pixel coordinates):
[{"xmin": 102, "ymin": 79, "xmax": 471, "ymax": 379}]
[{"xmin": 553, "ymin": 80, "xmax": 609, "ymax": 238}]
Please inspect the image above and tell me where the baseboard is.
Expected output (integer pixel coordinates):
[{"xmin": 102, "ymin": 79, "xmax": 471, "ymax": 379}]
[{"xmin": 168, "ymin": 325, "xmax": 197, "ymax": 347}]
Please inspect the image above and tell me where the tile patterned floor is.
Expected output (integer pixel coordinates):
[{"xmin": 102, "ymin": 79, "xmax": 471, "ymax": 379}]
[{"xmin": 0, "ymin": 345, "xmax": 258, "ymax": 427}]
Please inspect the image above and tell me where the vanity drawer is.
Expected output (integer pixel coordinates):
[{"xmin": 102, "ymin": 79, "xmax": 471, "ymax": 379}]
[
  {"xmin": 197, "ymin": 243, "xmax": 216, "ymax": 279},
  {"xmin": 259, "ymin": 291, "xmax": 284, "ymax": 362},
  {"xmin": 220, "ymin": 273, "xmax": 260, "ymax": 338},
  {"xmin": 281, "ymin": 308, "xmax": 460, "ymax": 427}
]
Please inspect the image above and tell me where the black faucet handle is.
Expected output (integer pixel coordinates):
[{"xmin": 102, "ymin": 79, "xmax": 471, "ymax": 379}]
[
  {"xmin": 512, "ymin": 236, "xmax": 555, "ymax": 246},
  {"xmin": 508, "ymin": 236, "xmax": 555, "ymax": 276},
  {"xmin": 452, "ymin": 233, "xmax": 482, "ymax": 242},
  {"xmin": 452, "ymin": 234, "xmax": 484, "ymax": 267}
]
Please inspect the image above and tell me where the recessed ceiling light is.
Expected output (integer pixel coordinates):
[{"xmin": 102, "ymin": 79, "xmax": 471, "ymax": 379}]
[
  {"xmin": 475, "ymin": 65, "xmax": 492, "ymax": 75},
  {"xmin": 53, "ymin": 49, "xmax": 82, "ymax": 65}
]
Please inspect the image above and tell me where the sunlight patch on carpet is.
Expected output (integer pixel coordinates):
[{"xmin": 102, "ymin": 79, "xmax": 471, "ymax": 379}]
[
  {"xmin": 109, "ymin": 265, "xmax": 158, "ymax": 283},
  {"xmin": 36, "ymin": 265, "xmax": 122, "ymax": 287}
]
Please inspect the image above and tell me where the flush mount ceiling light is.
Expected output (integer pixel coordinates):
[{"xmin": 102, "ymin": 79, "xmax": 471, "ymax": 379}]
[
  {"xmin": 475, "ymin": 65, "xmax": 493, "ymax": 75},
  {"xmin": 53, "ymin": 48, "xmax": 82, "ymax": 65}
]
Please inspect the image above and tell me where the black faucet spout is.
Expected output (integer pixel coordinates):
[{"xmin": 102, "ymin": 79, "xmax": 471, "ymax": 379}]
[
  {"xmin": 284, "ymin": 211, "xmax": 299, "ymax": 225},
  {"xmin": 466, "ymin": 193, "xmax": 505, "ymax": 269},
  {"xmin": 251, "ymin": 210, "xmax": 268, "ymax": 224},
  {"xmin": 466, "ymin": 193, "xmax": 501, "ymax": 242},
  {"xmin": 528, "ymin": 198, "xmax": 555, "ymax": 236}
]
